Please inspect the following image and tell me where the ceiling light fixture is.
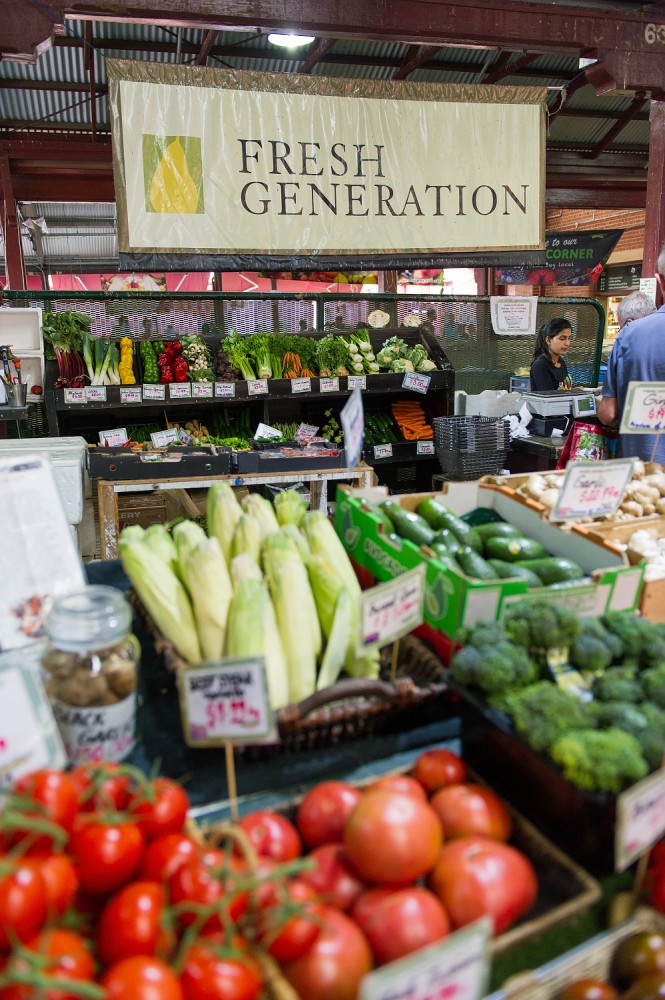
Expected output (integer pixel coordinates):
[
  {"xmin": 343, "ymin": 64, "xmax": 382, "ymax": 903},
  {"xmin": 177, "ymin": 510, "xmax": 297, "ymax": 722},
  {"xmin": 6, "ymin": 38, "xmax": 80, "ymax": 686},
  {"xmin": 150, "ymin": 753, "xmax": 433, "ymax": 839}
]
[{"xmin": 268, "ymin": 33, "xmax": 316, "ymax": 48}]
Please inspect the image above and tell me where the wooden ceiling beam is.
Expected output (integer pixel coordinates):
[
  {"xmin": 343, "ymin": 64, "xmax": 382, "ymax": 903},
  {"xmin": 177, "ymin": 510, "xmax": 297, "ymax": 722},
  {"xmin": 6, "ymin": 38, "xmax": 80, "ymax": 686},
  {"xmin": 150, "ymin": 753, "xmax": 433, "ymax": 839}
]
[
  {"xmin": 482, "ymin": 51, "xmax": 538, "ymax": 84},
  {"xmin": 299, "ymin": 38, "xmax": 335, "ymax": 74},
  {"xmin": 194, "ymin": 29, "xmax": 218, "ymax": 66},
  {"xmin": 585, "ymin": 92, "xmax": 648, "ymax": 159},
  {"xmin": 394, "ymin": 44, "xmax": 440, "ymax": 80}
]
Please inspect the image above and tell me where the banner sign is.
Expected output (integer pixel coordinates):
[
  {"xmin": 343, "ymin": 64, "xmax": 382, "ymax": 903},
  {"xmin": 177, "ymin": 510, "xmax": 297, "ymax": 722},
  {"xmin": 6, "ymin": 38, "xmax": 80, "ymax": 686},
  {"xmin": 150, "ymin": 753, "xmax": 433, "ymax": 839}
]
[
  {"xmin": 495, "ymin": 229, "xmax": 623, "ymax": 286},
  {"xmin": 108, "ymin": 61, "xmax": 546, "ymax": 267}
]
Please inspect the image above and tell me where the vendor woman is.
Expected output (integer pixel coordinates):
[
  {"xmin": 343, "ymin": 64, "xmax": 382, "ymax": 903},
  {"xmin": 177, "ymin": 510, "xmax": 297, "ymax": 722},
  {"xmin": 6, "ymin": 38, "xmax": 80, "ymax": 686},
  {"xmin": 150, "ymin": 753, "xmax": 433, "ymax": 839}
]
[{"xmin": 529, "ymin": 318, "xmax": 573, "ymax": 391}]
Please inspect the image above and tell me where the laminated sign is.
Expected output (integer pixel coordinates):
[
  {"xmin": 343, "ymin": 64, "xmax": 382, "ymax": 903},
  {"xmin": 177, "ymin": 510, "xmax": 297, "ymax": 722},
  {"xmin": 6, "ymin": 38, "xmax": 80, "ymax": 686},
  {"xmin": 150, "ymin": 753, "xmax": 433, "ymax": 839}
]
[{"xmin": 108, "ymin": 61, "xmax": 546, "ymax": 268}]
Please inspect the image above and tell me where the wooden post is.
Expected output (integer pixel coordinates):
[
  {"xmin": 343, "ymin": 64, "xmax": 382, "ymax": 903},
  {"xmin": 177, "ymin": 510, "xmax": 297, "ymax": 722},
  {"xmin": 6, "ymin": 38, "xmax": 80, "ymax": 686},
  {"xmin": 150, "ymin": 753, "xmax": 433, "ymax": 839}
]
[
  {"xmin": 643, "ymin": 99, "xmax": 665, "ymax": 307},
  {"xmin": 0, "ymin": 156, "xmax": 26, "ymax": 291},
  {"xmin": 225, "ymin": 741, "xmax": 239, "ymax": 821}
]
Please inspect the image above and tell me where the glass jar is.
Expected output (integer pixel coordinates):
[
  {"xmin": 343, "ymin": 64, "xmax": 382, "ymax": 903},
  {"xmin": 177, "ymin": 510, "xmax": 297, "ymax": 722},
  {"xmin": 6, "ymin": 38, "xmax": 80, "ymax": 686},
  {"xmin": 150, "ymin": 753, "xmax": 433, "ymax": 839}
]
[{"xmin": 41, "ymin": 586, "xmax": 140, "ymax": 765}]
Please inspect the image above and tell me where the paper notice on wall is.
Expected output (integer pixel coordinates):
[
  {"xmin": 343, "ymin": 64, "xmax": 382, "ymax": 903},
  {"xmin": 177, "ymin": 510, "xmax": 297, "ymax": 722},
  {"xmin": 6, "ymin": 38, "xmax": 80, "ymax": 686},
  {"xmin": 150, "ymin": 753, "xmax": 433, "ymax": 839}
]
[
  {"xmin": 490, "ymin": 296, "xmax": 538, "ymax": 336},
  {"xmin": 0, "ymin": 456, "xmax": 84, "ymax": 652}
]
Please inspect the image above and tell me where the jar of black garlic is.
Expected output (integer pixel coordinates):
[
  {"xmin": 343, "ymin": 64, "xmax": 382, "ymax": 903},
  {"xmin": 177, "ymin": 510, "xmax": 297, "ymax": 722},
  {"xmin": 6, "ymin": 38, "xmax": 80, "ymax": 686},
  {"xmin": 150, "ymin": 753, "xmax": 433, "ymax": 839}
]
[{"xmin": 41, "ymin": 586, "xmax": 139, "ymax": 764}]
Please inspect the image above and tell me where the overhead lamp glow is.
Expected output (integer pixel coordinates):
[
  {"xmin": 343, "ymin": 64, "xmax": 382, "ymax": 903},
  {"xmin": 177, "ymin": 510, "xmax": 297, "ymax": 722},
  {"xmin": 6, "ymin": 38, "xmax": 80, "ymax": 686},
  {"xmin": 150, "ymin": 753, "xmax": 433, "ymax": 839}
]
[
  {"xmin": 578, "ymin": 56, "xmax": 597, "ymax": 70},
  {"xmin": 268, "ymin": 33, "xmax": 315, "ymax": 48}
]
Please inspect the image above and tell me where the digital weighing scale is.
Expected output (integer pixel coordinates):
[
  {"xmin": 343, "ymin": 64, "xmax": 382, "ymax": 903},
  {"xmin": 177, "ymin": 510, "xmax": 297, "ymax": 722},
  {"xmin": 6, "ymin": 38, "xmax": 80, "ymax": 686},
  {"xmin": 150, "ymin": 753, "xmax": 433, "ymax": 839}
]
[{"xmin": 522, "ymin": 390, "xmax": 596, "ymax": 435}]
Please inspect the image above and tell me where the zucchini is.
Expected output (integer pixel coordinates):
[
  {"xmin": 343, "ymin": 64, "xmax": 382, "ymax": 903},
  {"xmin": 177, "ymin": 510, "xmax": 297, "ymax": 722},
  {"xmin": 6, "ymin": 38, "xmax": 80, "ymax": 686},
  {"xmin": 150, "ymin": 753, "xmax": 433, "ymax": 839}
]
[
  {"xmin": 429, "ymin": 544, "xmax": 459, "ymax": 572},
  {"xmin": 363, "ymin": 501, "xmax": 393, "ymax": 534},
  {"xmin": 416, "ymin": 498, "xmax": 481, "ymax": 551},
  {"xmin": 516, "ymin": 557, "xmax": 585, "ymax": 585},
  {"xmin": 485, "ymin": 536, "xmax": 548, "ymax": 562},
  {"xmin": 548, "ymin": 577, "xmax": 593, "ymax": 590},
  {"xmin": 475, "ymin": 522, "xmax": 524, "ymax": 542},
  {"xmin": 487, "ymin": 559, "xmax": 543, "ymax": 587},
  {"xmin": 381, "ymin": 501, "xmax": 435, "ymax": 548},
  {"xmin": 432, "ymin": 529, "xmax": 461, "ymax": 555},
  {"xmin": 455, "ymin": 545, "xmax": 496, "ymax": 581}
]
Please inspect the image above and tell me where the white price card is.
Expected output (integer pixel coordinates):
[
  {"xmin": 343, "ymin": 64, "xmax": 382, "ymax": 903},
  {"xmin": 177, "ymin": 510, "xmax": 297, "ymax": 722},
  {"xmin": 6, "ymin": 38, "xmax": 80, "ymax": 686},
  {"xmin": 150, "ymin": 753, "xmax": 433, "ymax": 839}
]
[
  {"xmin": 120, "ymin": 387, "xmax": 142, "ymax": 404},
  {"xmin": 348, "ymin": 375, "xmax": 367, "ymax": 390},
  {"xmin": 373, "ymin": 444, "xmax": 393, "ymax": 460},
  {"xmin": 170, "ymin": 383, "xmax": 191, "ymax": 399},
  {"xmin": 0, "ymin": 653, "xmax": 66, "ymax": 791},
  {"xmin": 359, "ymin": 918, "xmax": 491, "ymax": 1000},
  {"xmin": 417, "ymin": 440, "xmax": 435, "ymax": 455},
  {"xmin": 320, "ymin": 377, "xmax": 340, "ymax": 393},
  {"xmin": 215, "ymin": 382, "xmax": 236, "ymax": 398},
  {"xmin": 192, "ymin": 382, "xmax": 213, "ymax": 398},
  {"xmin": 248, "ymin": 379, "xmax": 269, "ymax": 395},
  {"xmin": 150, "ymin": 428, "xmax": 180, "ymax": 448},
  {"xmin": 295, "ymin": 423, "xmax": 319, "ymax": 444},
  {"xmin": 178, "ymin": 658, "xmax": 276, "ymax": 747},
  {"xmin": 255, "ymin": 422, "xmax": 282, "ymax": 441},
  {"xmin": 358, "ymin": 565, "xmax": 426, "ymax": 653},
  {"xmin": 621, "ymin": 382, "xmax": 665, "ymax": 434},
  {"xmin": 99, "ymin": 428, "xmax": 129, "ymax": 447},
  {"xmin": 143, "ymin": 384, "xmax": 166, "ymax": 401},
  {"xmin": 616, "ymin": 769, "xmax": 665, "ymax": 872},
  {"xmin": 550, "ymin": 458, "xmax": 635, "ymax": 521},
  {"xmin": 291, "ymin": 377, "xmax": 312, "ymax": 394},
  {"xmin": 64, "ymin": 388, "xmax": 86, "ymax": 404},
  {"xmin": 403, "ymin": 371, "xmax": 432, "ymax": 394},
  {"xmin": 340, "ymin": 386, "xmax": 365, "ymax": 472},
  {"xmin": 85, "ymin": 386, "xmax": 107, "ymax": 403}
]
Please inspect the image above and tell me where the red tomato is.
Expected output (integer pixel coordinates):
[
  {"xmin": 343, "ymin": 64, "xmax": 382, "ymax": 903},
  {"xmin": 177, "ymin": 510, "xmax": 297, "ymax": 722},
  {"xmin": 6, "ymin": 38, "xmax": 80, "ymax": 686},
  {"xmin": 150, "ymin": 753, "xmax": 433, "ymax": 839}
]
[
  {"xmin": 169, "ymin": 855, "xmax": 248, "ymax": 932},
  {"xmin": 430, "ymin": 784, "xmax": 512, "ymax": 842},
  {"xmin": 411, "ymin": 749, "xmax": 467, "ymax": 794},
  {"xmin": 69, "ymin": 817, "xmax": 144, "ymax": 896},
  {"xmin": 69, "ymin": 762, "xmax": 132, "ymax": 812},
  {"xmin": 282, "ymin": 906, "xmax": 373, "ymax": 1000},
  {"xmin": 102, "ymin": 957, "xmax": 183, "ymax": 1000},
  {"xmin": 237, "ymin": 811, "xmax": 301, "ymax": 863},
  {"xmin": 351, "ymin": 886, "xmax": 450, "ymax": 965},
  {"xmin": 365, "ymin": 776, "xmax": 427, "ymax": 801},
  {"xmin": 9, "ymin": 770, "xmax": 79, "ymax": 851},
  {"xmin": 2, "ymin": 928, "xmax": 95, "ymax": 1000},
  {"xmin": 25, "ymin": 853, "xmax": 78, "ymax": 917},
  {"xmin": 343, "ymin": 791, "xmax": 442, "ymax": 886},
  {"xmin": 296, "ymin": 782, "xmax": 363, "ymax": 848},
  {"xmin": 141, "ymin": 833, "xmax": 200, "ymax": 883},
  {"xmin": 429, "ymin": 836, "xmax": 538, "ymax": 935},
  {"xmin": 259, "ymin": 878, "xmax": 323, "ymax": 963},
  {"xmin": 0, "ymin": 862, "xmax": 48, "ymax": 951},
  {"xmin": 300, "ymin": 843, "xmax": 366, "ymax": 911},
  {"xmin": 180, "ymin": 942, "xmax": 262, "ymax": 1000},
  {"xmin": 131, "ymin": 779, "xmax": 190, "ymax": 840},
  {"xmin": 97, "ymin": 880, "xmax": 170, "ymax": 965}
]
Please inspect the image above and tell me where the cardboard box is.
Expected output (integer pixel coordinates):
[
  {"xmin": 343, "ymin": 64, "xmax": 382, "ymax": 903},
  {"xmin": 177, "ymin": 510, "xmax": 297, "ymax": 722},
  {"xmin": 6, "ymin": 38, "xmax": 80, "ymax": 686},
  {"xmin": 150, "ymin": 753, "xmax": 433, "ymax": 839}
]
[
  {"xmin": 336, "ymin": 484, "xmax": 644, "ymax": 639},
  {"xmin": 117, "ymin": 493, "xmax": 167, "ymax": 530}
]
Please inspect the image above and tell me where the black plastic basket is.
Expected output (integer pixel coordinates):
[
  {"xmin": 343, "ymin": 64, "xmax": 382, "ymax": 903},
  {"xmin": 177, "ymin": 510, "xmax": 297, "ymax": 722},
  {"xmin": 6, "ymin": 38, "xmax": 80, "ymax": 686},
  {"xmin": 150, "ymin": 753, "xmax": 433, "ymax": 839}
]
[
  {"xmin": 433, "ymin": 416, "xmax": 510, "ymax": 452},
  {"xmin": 436, "ymin": 447, "xmax": 508, "ymax": 480}
]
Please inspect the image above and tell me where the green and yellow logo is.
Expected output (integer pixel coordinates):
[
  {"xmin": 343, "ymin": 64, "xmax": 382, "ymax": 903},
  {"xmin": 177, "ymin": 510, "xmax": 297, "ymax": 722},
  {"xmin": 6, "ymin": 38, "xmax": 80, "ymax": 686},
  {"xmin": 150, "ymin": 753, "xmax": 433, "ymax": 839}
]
[{"xmin": 143, "ymin": 135, "xmax": 204, "ymax": 214}]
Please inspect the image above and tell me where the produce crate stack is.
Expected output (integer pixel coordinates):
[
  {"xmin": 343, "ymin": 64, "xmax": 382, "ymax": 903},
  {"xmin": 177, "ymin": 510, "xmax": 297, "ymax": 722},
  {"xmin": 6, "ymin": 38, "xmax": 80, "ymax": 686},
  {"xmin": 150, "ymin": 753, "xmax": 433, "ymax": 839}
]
[{"xmin": 433, "ymin": 416, "xmax": 511, "ymax": 480}]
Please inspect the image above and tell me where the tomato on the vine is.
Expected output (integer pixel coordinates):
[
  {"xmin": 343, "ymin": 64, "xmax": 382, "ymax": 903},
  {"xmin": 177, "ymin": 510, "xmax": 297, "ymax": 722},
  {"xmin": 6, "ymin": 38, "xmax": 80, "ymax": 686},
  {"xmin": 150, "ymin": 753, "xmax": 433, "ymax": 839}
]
[
  {"xmin": 8, "ymin": 770, "xmax": 79, "ymax": 852},
  {"xmin": 101, "ymin": 956, "xmax": 183, "ymax": 1000},
  {"xmin": 96, "ymin": 880, "xmax": 170, "ymax": 966},
  {"xmin": 0, "ymin": 861, "xmax": 48, "ymax": 951},
  {"xmin": 237, "ymin": 811, "xmax": 301, "ymax": 863},
  {"xmin": 25, "ymin": 853, "xmax": 78, "ymax": 917},
  {"xmin": 169, "ymin": 854, "xmax": 248, "ymax": 932},
  {"xmin": 258, "ymin": 878, "xmax": 323, "ymax": 963},
  {"xmin": 180, "ymin": 942, "xmax": 262, "ymax": 1000},
  {"xmin": 1, "ymin": 928, "xmax": 95, "ymax": 1000},
  {"xmin": 68, "ymin": 817, "xmax": 144, "ymax": 896},
  {"xmin": 296, "ymin": 782, "xmax": 362, "ymax": 849},
  {"xmin": 141, "ymin": 833, "xmax": 200, "ymax": 883},
  {"xmin": 69, "ymin": 762, "xmax": 132, "ymax": 813},
  {"xmin": 300, "ymin": 843, "xmax": 366, "ymax": 912},
  {"xmin": 130, "ymin": 778, "xmax": 189, "ymax": 840}
]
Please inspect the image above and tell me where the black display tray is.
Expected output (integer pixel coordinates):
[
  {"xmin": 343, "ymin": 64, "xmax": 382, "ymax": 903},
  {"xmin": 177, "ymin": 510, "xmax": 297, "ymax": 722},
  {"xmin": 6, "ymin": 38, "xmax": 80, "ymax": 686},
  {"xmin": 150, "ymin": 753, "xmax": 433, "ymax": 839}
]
[
  {"xmin": 232, "ymin": 448, "xmax": 346, "ymax": 474},
  {"xmin": 89, "ymin": 445, "xmax": 231, "ymax": 479},
  {"xmin": 447, "ymin": 675, "xmax": 617, "ymax": 874}
]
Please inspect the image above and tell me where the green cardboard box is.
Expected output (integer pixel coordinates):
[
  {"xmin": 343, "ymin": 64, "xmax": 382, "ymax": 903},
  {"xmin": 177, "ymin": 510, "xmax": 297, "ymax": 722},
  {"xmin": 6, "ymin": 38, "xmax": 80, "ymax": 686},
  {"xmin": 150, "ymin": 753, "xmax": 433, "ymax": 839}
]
[{"xmin": 336, "ymin": 483, "xmax": 644, "ymax": 639}]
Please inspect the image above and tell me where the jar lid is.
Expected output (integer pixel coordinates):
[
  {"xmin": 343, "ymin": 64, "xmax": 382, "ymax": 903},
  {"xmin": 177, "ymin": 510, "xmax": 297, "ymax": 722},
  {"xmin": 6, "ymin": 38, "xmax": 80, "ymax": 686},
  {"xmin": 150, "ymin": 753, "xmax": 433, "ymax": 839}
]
[{"xmin": 46, "ymin": 585, "xmax": 132, "ymax": 653}]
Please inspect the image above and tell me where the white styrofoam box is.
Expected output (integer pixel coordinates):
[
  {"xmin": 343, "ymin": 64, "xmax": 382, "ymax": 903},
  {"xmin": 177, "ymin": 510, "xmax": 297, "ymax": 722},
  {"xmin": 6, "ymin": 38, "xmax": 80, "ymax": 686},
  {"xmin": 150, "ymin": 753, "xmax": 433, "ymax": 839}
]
[
  {"xmin": 0, "ymin": 437, "xmax": 87, "ymax": 525},
  {"xmin": 462, "ymin": 390, "xmax": 523, "ymax": 419},
  {"xmin": 0, "ymin": 307, "xmax": 43, "ymax": 352},
  {"xmin": 13, "ymin": 354, "xmax": 45, "ymax": 401}
]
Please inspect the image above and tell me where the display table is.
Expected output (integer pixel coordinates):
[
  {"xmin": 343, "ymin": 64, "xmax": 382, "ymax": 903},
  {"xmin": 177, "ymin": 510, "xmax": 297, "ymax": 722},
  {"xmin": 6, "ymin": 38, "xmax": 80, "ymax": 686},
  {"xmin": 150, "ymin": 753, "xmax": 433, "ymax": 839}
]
[
  {"xmin": 509, "ymin": 433, "xmax": 567, "ymax": 472},
  {"xmin": 97, "ymin": 463, "xmax": 376, "ymax": 558}
]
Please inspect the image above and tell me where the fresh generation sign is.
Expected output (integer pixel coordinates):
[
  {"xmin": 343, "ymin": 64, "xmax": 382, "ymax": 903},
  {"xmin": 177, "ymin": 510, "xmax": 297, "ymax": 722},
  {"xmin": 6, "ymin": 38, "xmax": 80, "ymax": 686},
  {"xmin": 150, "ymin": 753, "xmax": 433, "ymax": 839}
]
[{"xmin": 108, "ymin": 61, "xmax": 546, "ymax": 260}]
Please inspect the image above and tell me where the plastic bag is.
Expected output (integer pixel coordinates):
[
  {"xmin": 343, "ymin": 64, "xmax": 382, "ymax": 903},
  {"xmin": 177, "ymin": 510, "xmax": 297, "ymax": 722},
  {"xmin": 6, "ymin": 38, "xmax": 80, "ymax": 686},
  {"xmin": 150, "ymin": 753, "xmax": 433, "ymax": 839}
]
[{"xmin": 556, "ymin": 420, "xmax": 619, "ymax": 469}]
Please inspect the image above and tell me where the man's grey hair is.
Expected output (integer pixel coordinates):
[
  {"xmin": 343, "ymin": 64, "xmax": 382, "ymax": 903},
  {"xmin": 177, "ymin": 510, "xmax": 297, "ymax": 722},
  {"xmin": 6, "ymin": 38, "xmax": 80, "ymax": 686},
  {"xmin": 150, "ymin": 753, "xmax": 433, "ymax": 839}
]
[
  {"xmin": 618, "ymin": 290, "xmax": 657, "ymax": 328},
  {"xmin": 658, "ymin": 244, "xmax": 665, "ymax": 280}
]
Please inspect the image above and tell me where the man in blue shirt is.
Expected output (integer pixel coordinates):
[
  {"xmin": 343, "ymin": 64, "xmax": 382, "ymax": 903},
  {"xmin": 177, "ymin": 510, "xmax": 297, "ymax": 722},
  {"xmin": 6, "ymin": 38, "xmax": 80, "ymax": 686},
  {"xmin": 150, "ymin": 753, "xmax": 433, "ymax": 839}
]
[{"xmin": 599, "ymin": 249, "xmax": 665, "ymax": 463}]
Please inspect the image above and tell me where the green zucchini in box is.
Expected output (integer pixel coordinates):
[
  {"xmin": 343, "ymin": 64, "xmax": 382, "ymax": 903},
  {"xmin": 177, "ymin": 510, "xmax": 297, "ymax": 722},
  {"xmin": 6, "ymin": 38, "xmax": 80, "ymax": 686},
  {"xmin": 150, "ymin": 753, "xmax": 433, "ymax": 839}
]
[
  {"xmin": 335, "ymin": 486, "xmax": 644, "ymax": 639},
  {"xmin": 416, "ymin": 497, "xmax": 482, "ymax": 551}
]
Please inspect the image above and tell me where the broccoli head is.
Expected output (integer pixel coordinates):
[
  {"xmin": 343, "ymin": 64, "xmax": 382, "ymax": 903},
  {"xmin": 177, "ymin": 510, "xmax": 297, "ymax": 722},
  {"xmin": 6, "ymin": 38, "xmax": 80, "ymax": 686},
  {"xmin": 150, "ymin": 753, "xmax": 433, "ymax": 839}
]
[
  {"xmin": 502, "ymin": 681, "xmax": 595, "ymax": 752},
  {"xmin": 591, "ymin": 666, "xmax": 643, "ymax": 704},
  {"xmin": 592, "ymin": 701, "xmax": 650, "ymax": 737},
  {"xmin": 503, "ymin": 600, "xmax": 582, "ymax": 650},
  {"xmin": 601, "ymin": 612, "xmax": 664, "ymax": 667},
  {"xmin": 570, "ymin": 634, "xmax": 614, "ymax": 674},
  {"xmin": 640, "ymin": 664, "xmax": 665, "ymax": 708},
  {"xmin": 450, "ymin": 642, "xmax": 538, "ymax": 697},
  {"xmin": 636, "ymin": 703, "xmax": 665, "ymax": 770},
  {"xmin": 550, "ymin": 728, "xmax": 649, "ymax": 793},
  {"xmin": 459, "ymin": 621, "xmax": 509, "ymax": 650},
  {"xmin": 577, "ymin": 616, "xmax": 624, "ymax": 661}
]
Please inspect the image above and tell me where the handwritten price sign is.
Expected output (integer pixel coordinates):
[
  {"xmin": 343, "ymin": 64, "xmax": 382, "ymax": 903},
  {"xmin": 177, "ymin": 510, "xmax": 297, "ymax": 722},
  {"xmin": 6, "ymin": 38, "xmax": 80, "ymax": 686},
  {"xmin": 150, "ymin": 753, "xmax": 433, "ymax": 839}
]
[
  {"xmin": 0, "ymin": 657, "xmax": 65, "ymax": 789},
  {"xmin": 550, "ymin": 458, "xmax": 635, "ymax": 521},
  {"xmin": 616, "ymin": 769, "xmax": 665, "ymax": 872},
  {"xmin": 621, "ymin": 382, "xmax": 665, "ymax": 433},
  {"xmin": 359, "ymin": 918, "xmax": 491, "ymax": 1000},
  {"xmin": 358, "ymin": 565, "xmax": 425, "ymax": 653},
  {"xmin": 178, "ymin": 658, "xmax": 276, "ymax": 747}
]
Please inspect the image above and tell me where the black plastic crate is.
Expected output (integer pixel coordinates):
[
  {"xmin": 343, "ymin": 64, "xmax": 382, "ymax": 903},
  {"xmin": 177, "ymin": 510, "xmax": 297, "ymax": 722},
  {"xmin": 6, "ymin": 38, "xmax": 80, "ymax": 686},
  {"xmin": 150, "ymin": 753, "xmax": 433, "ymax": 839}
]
[
  {"xmin": 433, "ymin": 416, "xmax": 510, "ymax": 453},
  {"xmin": 89, "ymin": 445, "xmax": 231, "ymax": 479},
  {"xmin": 435, "ymin": 447, "xmax": 508, "ymax": 481}
]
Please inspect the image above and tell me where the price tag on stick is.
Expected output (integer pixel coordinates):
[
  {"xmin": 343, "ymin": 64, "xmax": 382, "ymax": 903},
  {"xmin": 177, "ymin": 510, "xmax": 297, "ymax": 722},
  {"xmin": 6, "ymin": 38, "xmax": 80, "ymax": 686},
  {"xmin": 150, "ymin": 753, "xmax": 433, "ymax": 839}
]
[
  {"xmin": 178, "ymin": 658, "xmax": 276, "ymax": 749},
  {"xmin": 358, "ymin": 565, "xmax": 425, "ymax": 654},
  {"xmin": 550, "ymin": 458, "xmax": 635, "ymax": 521},
  {"xmin": 615, "ymin": 769, "xmax": 665, "ymax": 872},
  {"xmin": 621, "ymin": 381, "xmax": 665, "ymax": 433}
]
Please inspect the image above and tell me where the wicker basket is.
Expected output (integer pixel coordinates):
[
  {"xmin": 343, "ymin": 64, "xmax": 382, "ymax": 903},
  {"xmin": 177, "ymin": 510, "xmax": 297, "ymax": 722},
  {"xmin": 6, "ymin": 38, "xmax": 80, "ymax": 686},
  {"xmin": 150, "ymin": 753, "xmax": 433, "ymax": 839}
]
[
  {"xmin": 486, "ymin": 907, "xmax": 665, "ymax": 999},
  {"xmin": 130, "ymin": 591, "xmax": 449, "ymax": 757}
]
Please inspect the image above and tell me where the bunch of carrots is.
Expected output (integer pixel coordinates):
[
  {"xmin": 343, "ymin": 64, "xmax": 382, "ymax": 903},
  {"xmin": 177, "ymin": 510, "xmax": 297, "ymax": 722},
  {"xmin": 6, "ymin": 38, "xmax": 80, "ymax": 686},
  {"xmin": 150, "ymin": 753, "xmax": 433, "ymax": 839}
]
[
  {"xmin": 391, "ymin": 400, "xmax": 434, "ymax": 440},
  {"xmin": 282, "ymin": 352, "xmax": 315, "ymax": 378}
]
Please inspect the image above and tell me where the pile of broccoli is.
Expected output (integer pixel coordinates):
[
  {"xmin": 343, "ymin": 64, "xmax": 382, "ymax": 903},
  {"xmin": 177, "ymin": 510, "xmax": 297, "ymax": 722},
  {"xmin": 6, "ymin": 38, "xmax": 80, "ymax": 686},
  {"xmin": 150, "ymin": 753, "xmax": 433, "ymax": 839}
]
[
  {"xmin": 550, "ymin": 729, "xmax": 649, "ymax": 794},
  {"xmin": 500, "ymin": 681, "xmax": 595, "ymax": 753},
  {"xmin": 503, "ymin": 600, "xmax": 582, "ymax": 651},
  {"xmin": 450, "ymin": 621, "xmax": 538, "ymax": 696}
]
